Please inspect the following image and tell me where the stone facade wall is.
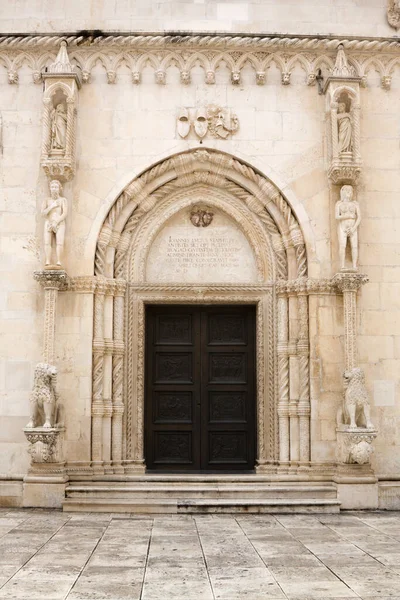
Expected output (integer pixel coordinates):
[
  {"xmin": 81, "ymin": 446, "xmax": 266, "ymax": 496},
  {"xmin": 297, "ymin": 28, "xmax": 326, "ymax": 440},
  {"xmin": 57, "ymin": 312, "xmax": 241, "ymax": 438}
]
[
  {"xmin": 0, "ymin": 0, "xmax": 396, "ymax": 38},
  {"xmin": 0, "ymin": 1, "xmax": 399, "ymax": 490}
]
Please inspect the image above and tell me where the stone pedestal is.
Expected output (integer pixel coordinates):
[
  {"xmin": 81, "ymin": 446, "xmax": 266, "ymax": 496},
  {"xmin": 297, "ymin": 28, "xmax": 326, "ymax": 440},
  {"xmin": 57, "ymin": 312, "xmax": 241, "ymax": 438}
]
[
  {"xmin": 23, "ymin": 426, "xmax": 67, "ymax": 508},
  {"xmin": 336, "ymin": 426, "xmax": 377, "ymax": 465},
  {"xmin": 334, "ymin": 427, "xmax": 378, "ymax": 509}
]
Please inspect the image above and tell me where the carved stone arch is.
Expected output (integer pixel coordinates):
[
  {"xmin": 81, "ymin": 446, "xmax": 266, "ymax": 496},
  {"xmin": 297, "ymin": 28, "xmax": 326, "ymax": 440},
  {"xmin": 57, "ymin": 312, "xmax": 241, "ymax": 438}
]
[
  {"xmin": 91, "ymin": 148, "xmax": 311, "ymax": 475},
  {"xmin": 95, "ymin": 149, "xmax": 307, "ymax": 280},
  {"xmin": 43, "ymin": 80, "xmax": 74, "ymax": 102},
  {"xmin": 126, "ymin": 185, "xmax": 275, "ymax": 283},
  {"xmin": 331, "ymin": 84, "xmax": 358, "ymax": 105}
]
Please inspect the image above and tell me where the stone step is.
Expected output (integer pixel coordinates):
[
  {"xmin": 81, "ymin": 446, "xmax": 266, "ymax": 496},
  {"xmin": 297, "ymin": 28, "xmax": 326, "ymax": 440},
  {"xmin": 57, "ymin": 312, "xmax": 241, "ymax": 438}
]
[
  {"xmin": 63, "ymin": 497, "xmax": 341, "ymax": 514},
  {"xmin": 66, "ymin": 483, "xmax": 337, "ymax": 500}
]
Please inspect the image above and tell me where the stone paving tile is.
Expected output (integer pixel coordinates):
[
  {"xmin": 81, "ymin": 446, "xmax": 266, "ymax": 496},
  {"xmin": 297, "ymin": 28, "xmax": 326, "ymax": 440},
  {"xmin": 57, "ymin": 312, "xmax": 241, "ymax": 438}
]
[{"xmin": 0, "ymin": 510, "xmax": 399, "ymax": 598}]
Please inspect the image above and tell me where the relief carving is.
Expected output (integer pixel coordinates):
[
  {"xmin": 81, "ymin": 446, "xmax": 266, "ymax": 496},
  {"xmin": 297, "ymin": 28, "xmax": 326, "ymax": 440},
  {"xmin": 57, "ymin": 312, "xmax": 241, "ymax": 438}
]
[
  {"xmin": 207, "ymin": 106, "xmax": 239, "ymax": 139},
  {"xmin": 336, "ymin": 428, "xmax": 377, "ymax": 465},
  {"xmin": 387, "ymin": 0, "xmax": 400, "ymax": 28},
  {"xmin": 189, "ymin": 206, "xmax": 214, "ymax": 228},
  {"xmin": 24, "ymin": 428, "xmax": 64, "ymax": 463},
  {"xmin": 42, "ymin": 180, "xmax": 68, "ymax": 268},
  {"xmin": 177, "ymin": 106, "xmax": 239, "ymax": 140},
  {"xmin": 335, "ymin": 185, "xmax": 361, "ymax": 271}
]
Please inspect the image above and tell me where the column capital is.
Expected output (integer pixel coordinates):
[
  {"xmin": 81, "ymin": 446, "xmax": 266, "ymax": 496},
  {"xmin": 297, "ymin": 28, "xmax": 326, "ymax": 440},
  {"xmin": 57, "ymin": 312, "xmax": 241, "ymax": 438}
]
[
  {"xmin": 333, "ymin": 272, "xmax": 368, "ymax": 293},
  {"xmin": 34, "ymin": 269, "xmax": 68, "ymax": 291}
]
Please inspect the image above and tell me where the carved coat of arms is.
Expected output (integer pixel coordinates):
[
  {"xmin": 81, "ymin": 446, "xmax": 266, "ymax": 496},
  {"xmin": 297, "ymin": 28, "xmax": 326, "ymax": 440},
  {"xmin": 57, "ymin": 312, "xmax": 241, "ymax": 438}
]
[
  {"xmin": 207, "ymin": 105, "xmax": 239, "ymax": 139},
  {"xmin": 189, "ymin": 207, "xmax": 214, "ymax": 227},
  {"xmin": 177, "ymin": 106, "xmax": 239, "ymax": 140}
]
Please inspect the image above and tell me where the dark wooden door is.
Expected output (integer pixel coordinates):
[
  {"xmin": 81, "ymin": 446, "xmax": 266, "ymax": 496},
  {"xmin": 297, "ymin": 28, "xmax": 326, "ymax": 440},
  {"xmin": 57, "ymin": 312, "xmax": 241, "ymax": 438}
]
[{"xmin": 145, "ymin": 305, "xmax": 256, "ymax": 471}]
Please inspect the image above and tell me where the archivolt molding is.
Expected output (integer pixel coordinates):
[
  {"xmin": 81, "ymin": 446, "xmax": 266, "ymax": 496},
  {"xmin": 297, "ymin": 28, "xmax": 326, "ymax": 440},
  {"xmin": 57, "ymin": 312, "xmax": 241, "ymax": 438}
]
[
  {"xmin": 1, "ymin": 33, "xmax": 400, "ymax": 89},
  {"xmin": 95, "ymin": 149, "xmax": 306, "ymax": 281},
  {"xmin": 126, "ymin": 186, "xmax": 275, "ymax": 283}
]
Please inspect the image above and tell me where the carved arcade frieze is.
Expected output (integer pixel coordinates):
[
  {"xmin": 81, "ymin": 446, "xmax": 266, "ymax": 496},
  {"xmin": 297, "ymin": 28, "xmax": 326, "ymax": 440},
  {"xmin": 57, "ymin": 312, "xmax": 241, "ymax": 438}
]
[{"xmin": 1, "ymin": 34, "xmax": 400, "ymax": 92}]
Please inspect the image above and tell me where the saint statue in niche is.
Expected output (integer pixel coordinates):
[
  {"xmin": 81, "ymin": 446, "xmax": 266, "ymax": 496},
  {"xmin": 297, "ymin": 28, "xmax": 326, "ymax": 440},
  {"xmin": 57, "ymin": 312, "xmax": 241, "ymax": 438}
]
[
  {"xmin": 337, "ymin": 101, "xmax": 353, "ymax": 154},
  {"xmin": 335, "ymin": 184, "xmax": 361, "ymax": 271},
  {"xmin": 50, "ymin": 103, "xmax": 67, "ymax": 151},
  {"xmin": 42, "ymin": 179, "xmax": 68, "ymax": 267}
]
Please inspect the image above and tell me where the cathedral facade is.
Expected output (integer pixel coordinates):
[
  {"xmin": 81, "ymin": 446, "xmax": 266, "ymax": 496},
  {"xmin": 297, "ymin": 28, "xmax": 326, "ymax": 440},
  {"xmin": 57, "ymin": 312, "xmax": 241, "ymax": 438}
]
[{"xmin": 1, "ymin": 0, "xmax": 400, "ymax": 511}]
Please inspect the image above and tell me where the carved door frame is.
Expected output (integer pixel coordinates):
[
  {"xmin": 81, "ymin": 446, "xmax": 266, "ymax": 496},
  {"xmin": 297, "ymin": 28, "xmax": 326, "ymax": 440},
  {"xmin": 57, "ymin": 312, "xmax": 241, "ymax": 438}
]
[{"xmin": 123, "ymin": 284, "xmax": 276, "ymax": 473}]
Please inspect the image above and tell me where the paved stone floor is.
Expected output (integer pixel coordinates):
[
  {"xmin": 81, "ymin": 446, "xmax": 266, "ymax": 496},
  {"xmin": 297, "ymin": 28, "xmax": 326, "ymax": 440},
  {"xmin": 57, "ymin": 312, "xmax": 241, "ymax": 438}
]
[{"xmin": 1, "ymin": 510, "xmax": 400, "ymax": 599}]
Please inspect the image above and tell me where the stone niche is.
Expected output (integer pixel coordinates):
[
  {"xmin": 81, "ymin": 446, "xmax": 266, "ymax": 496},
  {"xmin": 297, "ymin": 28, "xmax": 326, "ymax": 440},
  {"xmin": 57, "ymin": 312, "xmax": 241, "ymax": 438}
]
[{"xmin": 145, "ymin": 207, "xmax": 259, "ymax": 284}]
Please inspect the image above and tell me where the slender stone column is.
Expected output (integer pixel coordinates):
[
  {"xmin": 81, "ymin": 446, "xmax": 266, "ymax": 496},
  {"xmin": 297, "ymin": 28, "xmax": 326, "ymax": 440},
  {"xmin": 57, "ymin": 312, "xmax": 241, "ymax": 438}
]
[
  {"xmin": 277, "ymin": 287, "xmax": 290, "ymax": 464},
  {"xmin": 41, "ymin": 99, "xmax": 52, "ymax": 159},
  {"xmin": 112, "ymin": 280, "xmax": 126, "ymax": 473},
  {"xmin": 333, "ymin": 272, "xmax": 368, "ymax": 371},
  {"xmin": 65, "ymin": 97, "xmax": 75, "ymax": 160},
  {"xmin": 352, "ymin": 104, "xmax": 361, "ymax": 165},
  {"xmin": 34, "ymin": 270, "xmax": 68, "ymax": 363},
  {"xmin": 330, "ymin": 102, "xmax": 339, "ymax": 162},
  {"xmin": 91, "ymin": 278, "xmax": 107, "ymax": 472},
  {"xmin": 297, "ymin": 285, "xmax": 311, "ymax": 463}
]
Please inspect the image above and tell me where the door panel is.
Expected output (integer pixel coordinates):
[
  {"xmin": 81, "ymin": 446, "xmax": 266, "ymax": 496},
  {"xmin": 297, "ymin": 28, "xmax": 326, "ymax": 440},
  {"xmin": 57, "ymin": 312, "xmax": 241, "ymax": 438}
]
[{"xmin": 145, "ymin": 305, "xmax": 256, "ymax": 471}]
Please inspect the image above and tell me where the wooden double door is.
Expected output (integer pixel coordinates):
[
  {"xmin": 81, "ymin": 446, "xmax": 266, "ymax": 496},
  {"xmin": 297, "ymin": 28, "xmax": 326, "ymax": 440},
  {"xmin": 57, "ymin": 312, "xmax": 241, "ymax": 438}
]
[{"xmin": 145, "ymin": 305, "xmax": 256, "ymax": 471}]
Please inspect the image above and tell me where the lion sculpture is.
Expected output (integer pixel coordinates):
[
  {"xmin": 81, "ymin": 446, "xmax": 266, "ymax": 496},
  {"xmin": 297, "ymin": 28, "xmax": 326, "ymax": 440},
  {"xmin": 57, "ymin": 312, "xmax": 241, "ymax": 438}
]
[
  {"xmin": 337, "ymin": 367, "xmax": 374, "ymax": 429},
  {"xmin": 26, "ymin": 363, "xmax": 58, "ymax": 428}
]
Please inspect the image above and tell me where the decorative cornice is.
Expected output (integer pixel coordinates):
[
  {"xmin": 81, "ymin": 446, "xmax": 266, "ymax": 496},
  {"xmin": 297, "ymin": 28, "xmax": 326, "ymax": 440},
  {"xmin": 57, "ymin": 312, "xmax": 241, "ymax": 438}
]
[
  {"xmin": 1, "ymin": 33, "xmax": 400, "ymax": 89},
  {"xmin": 0, "ymin": 32, "xmax": 399, "ymax": 52}
]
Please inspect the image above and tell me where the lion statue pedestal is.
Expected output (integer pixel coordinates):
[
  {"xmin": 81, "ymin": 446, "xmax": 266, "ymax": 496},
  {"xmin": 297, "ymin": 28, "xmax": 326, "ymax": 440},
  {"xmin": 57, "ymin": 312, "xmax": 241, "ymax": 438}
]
[
  {"xmin": 23, "ymin": 362, "xmax": 67, "ymax": 508},
  {"xmin": 336, "ymin": 425, "xmax": 377, "ymax": 465},
  {"xmin": 334, "ymin": 367, "xmax": 379, "ymax": 509}
]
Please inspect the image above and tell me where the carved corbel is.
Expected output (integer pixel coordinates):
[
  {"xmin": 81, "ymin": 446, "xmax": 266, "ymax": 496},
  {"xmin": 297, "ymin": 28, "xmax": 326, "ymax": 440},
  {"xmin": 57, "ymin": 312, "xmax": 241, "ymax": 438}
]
[
  {"xmin": 387, "ymin": 0, "xmax": 400, "ymax": 28},
  {"xmin": 41, "ymin": 41, "xmax": 81, "ymax": 182},
  {"xmin": 324, "ymin": 44, "xmax": 362, "ymax": 185}
]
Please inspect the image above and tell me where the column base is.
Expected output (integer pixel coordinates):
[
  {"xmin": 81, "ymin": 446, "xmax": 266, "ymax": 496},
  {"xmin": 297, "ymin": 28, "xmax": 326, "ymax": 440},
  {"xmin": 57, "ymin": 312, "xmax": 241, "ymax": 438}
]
[{"xmin": 123, "ymin": 460, "xmax": 146, "ymax": 475}]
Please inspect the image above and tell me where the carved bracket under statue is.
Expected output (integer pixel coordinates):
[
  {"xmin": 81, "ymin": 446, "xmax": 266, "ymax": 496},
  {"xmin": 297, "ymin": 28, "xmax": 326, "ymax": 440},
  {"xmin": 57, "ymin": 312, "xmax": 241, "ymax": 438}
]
[
  {"xmin": 24, "ymin": 427, "xmax": 65, "ymax": 464},
  {"xmin": 41, "ymin": 41, "xmax": 81, "ymax": 181},
  {"xmin": 387, "ymin": 0, "xmax": 400, "ymax": 28},
  {"xmin": 324, "ymin": 45, "xmax": 362, "ymax": 185},
  {"xmin": 336, "ymin": 426, "xmax": 377, "ymax": 465}
]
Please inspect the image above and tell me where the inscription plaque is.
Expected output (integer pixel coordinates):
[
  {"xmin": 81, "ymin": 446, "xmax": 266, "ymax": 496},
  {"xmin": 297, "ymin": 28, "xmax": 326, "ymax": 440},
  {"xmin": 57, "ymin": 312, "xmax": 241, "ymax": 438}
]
[{"xmin": 146, "ymin": 209, "xmax": 258, "ymax": 283}]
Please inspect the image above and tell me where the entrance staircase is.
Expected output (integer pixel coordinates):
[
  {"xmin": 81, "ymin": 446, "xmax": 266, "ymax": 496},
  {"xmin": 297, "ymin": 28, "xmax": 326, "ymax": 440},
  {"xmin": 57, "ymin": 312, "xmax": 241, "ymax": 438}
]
[{"xmin": 63, "ymin": 475, "xmax": 340, "ymax": 513}]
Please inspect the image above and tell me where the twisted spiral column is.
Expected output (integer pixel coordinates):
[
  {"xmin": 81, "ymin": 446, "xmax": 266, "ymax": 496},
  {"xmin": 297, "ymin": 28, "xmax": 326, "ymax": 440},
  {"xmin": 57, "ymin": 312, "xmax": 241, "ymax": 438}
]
[
  {"xmin": 297, "ymin": 292, "xmax": 310, "ymax": 463},
  {"xmin": 112, "ymin": 281, "xmax": 126, "ymax": 472},
  {"xmin": 331, "ymin": 103, "xmax": 339, "ymax": 162},
  {"xmin": 41, "ymin": 98, "xmax": 52, "ymax": 159},
  {"xmin": 352, "ymin": 104, "xmax": 361, "ymax": 164},
  {"xmin": 91, "ymin": 280, "xmax": 107, "ymax": 471},
  {"xmin": 277, "ymin": 293, "xmax": 290, "ymax": 464},
  {"xmin": 65, "ymin": 98, "xmax": 75, "ymax": 159}
]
